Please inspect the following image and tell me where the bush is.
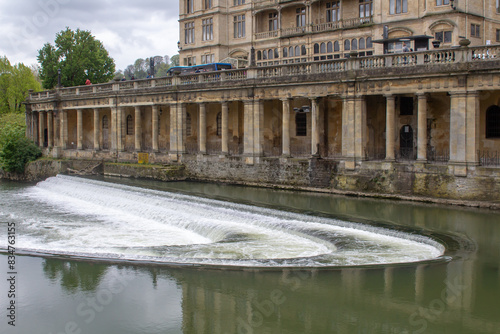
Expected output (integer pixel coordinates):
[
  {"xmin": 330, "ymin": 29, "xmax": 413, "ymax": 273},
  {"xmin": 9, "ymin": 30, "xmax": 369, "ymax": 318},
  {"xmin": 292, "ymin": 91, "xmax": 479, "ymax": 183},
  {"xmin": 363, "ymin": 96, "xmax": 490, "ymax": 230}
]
[{"xmin": 0, "ymin": 114, "xmax": 41, "ymax": 173}]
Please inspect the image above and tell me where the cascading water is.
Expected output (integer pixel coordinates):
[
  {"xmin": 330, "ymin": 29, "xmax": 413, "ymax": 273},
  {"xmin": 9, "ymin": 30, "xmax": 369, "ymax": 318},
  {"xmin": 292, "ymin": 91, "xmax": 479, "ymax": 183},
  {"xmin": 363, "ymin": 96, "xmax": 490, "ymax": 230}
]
[{"xmin": 0, "ymin": 175, "xmax": 444, "ymax": 267}]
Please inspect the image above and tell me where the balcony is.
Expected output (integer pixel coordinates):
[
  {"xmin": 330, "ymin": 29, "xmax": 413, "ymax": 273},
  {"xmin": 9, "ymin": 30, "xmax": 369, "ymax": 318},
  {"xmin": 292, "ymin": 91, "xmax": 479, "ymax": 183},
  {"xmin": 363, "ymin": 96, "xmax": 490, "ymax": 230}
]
[{"xmin": 255, "ymin": 17, "xmax": 373, "ymax": 40}]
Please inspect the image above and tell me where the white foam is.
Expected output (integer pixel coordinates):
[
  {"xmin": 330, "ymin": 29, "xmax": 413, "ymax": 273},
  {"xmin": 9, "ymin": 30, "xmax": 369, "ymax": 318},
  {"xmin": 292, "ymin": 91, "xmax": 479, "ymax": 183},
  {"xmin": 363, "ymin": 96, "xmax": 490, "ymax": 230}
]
[{"xmin": 1, "ymin": 175, "xmax": 444, "ymax": 267}]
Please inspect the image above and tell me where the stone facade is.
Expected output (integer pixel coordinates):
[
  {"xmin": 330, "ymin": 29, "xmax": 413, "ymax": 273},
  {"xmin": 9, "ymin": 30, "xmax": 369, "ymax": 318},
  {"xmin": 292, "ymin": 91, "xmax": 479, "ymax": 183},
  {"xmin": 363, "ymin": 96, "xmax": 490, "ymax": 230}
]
[
  {"xmin": 178, "ymin": 0, "xmax": 500, "ymax": 67},
  {"xmin": 23, "ymin": 1, "xmax": 500, "ymax": 204}
]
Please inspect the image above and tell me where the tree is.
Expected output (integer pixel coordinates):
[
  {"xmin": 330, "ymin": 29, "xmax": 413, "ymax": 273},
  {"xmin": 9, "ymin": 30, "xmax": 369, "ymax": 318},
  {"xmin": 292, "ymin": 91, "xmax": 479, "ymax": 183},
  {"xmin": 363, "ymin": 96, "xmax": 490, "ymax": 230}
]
[
  {"xmin": 37, "ymin": 28, "xmax": 116, "ymax": 89},
  {"xmin": 0, "ymin": 56, "xmax": 42, "ymax": 114},
  {"xmin": 170, "ymin": 55, "xmax": 180, "ymax": 66},
  {"xmin": 0, "ymin": 113, "xmax": 41, "ymax": 173}
]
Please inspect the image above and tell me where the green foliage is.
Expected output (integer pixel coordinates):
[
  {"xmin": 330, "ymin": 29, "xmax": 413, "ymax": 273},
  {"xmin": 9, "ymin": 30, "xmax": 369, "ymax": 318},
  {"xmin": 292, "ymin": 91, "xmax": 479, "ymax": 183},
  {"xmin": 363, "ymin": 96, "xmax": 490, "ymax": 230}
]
[
  {"xmin": 170, "ymin": 55, "xmax": 180, "ymax": 67},
  {"xmin": 122, "ymin": 55, "xmax": 177, "ymax": 79},
  {"xmin": 37, "ymin": 27, "xmax": 116, "ymax": 89},
  {"xmin": 1, "ymin": 56, "xmax": 42, "ymax": 114},
  {"xmin": 0, "ymin": 113, "xmax": 41, "ymax": 173}
]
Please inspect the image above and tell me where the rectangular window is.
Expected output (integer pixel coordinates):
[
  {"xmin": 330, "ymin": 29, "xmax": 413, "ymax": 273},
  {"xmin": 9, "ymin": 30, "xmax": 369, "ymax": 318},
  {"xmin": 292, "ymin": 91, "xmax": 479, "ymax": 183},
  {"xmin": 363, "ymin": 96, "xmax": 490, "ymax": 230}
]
[
  {"xmin": 202, "ymin": 18, "xmax": 213, "ymax": 41},
  {"xmin": 296, "ymin": 7, "xmax": 306, "ymax": 27},
  {"xmin": 400, "ymin": 97, "xmax": 414, "ymax": 116},
  {"xmin": 471, "ymin": 24, "xmax": 481, "ymax": 38},
  {"xmin": 435, "ymin": 31, "xmax": 452, "ymax": 43},
  {"xmin": 326, "ymin": 2, "xmax": 340, "ymax": 22},
  {"xmin": 234, "ymin": 0, "xmax": 245, "ymax": 5},
  {"xmin": 187, "ymin": 0, "xmax": 193, "ymax": 13},
  {"xmin": 185, "ymin": 22, "xmax": 195, "ymax": 44},
  {"xmin": 184, "ymin": 56, "xmax": 196, "ymax": 66},
  {"xmin": 205, "ymin": 0, "xmax": 212, "ymax": 9},
  {"xmin": 359, "ymin": 0, "xmax": 373, "ymax": 18},
  {"xmin": 201, "ymin": 54, "xmax": 214, "ymax": 64},
  {"xmin": 390, "ymin": 0, "xmax": 407, "ymax": 14},
  {"xmin": 269, "ymin": 13, "xmax": 278, "ymax": 31},
  {"xmin": 234, "ymin": 15, "xmax": 246, "ymax": 38},
  {"xmin": 497, "ymin": 0, "xmax": 500, "ymax": 13},
  {"xmin": 436, "ymin": 0, "xmax": 450, "ymax": 5},
  {"xmin": 496, "ymin": 29, "xmax": 500, "ymax": 42}
]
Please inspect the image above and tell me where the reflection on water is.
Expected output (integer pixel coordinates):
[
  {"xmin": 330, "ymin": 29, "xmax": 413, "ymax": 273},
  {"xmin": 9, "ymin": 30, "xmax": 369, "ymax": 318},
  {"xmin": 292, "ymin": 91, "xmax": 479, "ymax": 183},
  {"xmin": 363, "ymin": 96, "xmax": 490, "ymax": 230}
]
[{"xmin": 0, "ymin": 177, "xmax": 499, "ymax": 333}]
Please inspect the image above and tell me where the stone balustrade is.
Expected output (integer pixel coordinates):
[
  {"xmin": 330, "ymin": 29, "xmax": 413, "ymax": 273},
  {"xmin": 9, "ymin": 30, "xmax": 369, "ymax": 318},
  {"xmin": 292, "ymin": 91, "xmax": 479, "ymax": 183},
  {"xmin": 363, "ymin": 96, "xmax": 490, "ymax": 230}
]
[{"xmin": 29, "ymin": 45, "xmax": 500, "ymax": 102}]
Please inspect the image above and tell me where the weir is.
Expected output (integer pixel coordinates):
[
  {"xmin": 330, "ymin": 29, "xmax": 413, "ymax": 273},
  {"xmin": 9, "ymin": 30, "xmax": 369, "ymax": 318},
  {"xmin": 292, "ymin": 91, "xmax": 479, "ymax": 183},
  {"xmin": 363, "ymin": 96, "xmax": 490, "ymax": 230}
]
[{"xmin": 1, "ymin": 175, "xmax": 444, "ymax": 268}]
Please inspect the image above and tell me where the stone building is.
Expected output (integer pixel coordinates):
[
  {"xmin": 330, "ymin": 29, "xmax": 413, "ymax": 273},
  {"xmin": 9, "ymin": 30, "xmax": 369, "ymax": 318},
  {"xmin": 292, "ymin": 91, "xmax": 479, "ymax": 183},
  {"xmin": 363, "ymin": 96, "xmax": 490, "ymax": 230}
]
[
  {"xmin": 179, "ymin": 0, "xmax": 500, "ymax": 67},
  {"xmin": 24, "ymin": 1, "xmax": 500, "ymax": 203}
]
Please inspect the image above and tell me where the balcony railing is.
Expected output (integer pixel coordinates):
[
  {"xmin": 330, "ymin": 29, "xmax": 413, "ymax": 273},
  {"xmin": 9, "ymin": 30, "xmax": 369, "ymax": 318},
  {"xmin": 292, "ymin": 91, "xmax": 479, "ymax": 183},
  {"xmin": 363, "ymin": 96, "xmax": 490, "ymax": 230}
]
[
  {"xmin": 256, "ymin": 17, "xmax": 373, "ymax": 40},
  {"xmin": 28, "ymin": 45, "xmax": 500, "ymax": 102}
]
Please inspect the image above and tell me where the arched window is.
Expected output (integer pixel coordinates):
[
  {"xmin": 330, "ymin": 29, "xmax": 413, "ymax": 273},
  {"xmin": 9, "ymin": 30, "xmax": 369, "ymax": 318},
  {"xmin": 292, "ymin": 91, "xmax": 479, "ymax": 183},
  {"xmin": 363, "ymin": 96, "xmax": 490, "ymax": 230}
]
[
  {"xmin": 268, "ymin": 49, "xmax": 274, "ymax": 59},
  {"xmin": 126, "ymin": 115, "xmax": 133, "ymax": 135},
  {"xmin": 301, "ymin": 45, "xmax": 307, "ymax": 55},
  {"xmin": 274, "ymin": 48, "xmax": 279, "ymax": 58},
  {"xmin": 283, "ymin": 47, "xmax": 288, "ymax": 57},
  {"xmin": 295, "ymin": 46, "xmax": 301, "ymax": 56},
  {"xmin": 344, "ymin": 40, "xmax": 350, "ymax": 51},
  {"xmin": 367, "ymin": 37, "xmax": 373, "ymax": 48},
  {"xmin": 257, "ymin": 51, "xmax": 262, "ymax": 60},
  {"xmin": 320, "ymin": 43, "xmax": 326, "ymax": 54},
  {"xmin": 289, "ymin": 46, "xmax": 294, "ymax": 57},
  {"xmin": 359, "ymin": 38, "xmax": 365, "ymax": 50},
  {"xmin": 216, "ymin": 112, "xmax": 222, "ymax": 136},
  {"xmin": 263, "ymin": 50, "xmax": 267, "ymax": 60},
  {"xmin": 486, "ymin": 105, "xmax": 500, "ymax": 138},
  {"xmin": 334, "ymin": 41, "xmax": 340, "ymax": 52},
  {"xmin": 314, "ymin": 43, "xmax": 320, "ymax": 54},
  {"xmin": 102, "ymin": 115, "xmax": 109, "ymax": 129},
  {"xmin": 296, "ymin": 113, "xmax": 307, "ymax": 136},
  {"xmin": 186, "ymin": 112, "xmax": 192, "ymax": 136},
  {"xmin": 327, "ymin": 41, "xmax": 333, "ymax": 53},
  {"xmin": 351, "ymin": 39, "xmax": 358, "ymax": 50}
]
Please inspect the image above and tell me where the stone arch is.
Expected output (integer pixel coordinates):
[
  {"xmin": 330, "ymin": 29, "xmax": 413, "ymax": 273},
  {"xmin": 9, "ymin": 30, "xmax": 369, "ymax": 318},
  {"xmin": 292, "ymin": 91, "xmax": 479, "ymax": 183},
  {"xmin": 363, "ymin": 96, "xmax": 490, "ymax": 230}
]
[{"xmin": 388, "ymin": 27, "xmax": 414, "ymax": 39}]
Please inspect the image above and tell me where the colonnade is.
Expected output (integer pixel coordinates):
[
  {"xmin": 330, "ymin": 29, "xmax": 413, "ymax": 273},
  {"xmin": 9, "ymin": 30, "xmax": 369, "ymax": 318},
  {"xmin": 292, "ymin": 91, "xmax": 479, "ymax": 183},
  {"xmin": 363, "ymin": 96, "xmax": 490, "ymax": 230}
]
[{"xmin": 29, "ymin": 90, "xmax": 482, "ymax": 173}]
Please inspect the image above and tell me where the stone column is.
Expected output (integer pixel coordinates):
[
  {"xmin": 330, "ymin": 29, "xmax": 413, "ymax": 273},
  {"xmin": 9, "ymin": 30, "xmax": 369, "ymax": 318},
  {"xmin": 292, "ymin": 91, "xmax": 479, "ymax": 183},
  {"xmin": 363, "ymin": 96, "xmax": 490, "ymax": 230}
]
[
  {"xmin": 93, "ymin": 108, "xmax": 100, "ymax": 150},
  {"xmin": 178, "ymin": 103, "xmax": 186, "ymax": 153},
  {"xmin": 199, "ymin": 103, "xmax": 207, "ymax": 154},
  {"xmin": 281, "ymin": 98, "xmax": 291, "ymax": 156},
  {"xmin": 60, "ymin": 110, "xmax": 67, "ymax": 150},
  {"xmin": 253, "ymin": 99, "xmax": 264, "ymax": 157},
  {"xmin": 117, "ymin": 107, "xmax": 125, "ymax": 152},
  {"xmin": 38, "ymin": 111, "xmax": 45, "ymax": 147},
  {"xmin": 243, "ymin": 100, "xmax": 254, "ymax": 157},
  {"xmin": 152, "ymin": 105, "xmax": 159, "ymax": 152},
  {"xmin": 342, "ymin": 96, "xmax": 356, "ymax": 169},
  {"xmin": 449, "ymin": 92, "xmax": 467, "ymax": 175},
  {"xmin": 135, "ymin": 106, "xmax": 142, "ymax": 151},
  {"xmin": 311, "ymin": 98, "xmax": 320, "ymax": 156},
  {"xmin": 169, "ymin": 103, "xmax": 178, "ymax": 155},
  {"xmin": 111, "ymin": 106, "xmax": 117, "ymax": 151},
  {"xmin": 77, "ymin": 109, "xmax": 83, "ymax": 150},
  {"xmin": 354, "ymin": 96, "xmax": 367, "ymax": 161},
  {"xmin": 417, "ymin": 93, "xmax": 428, "ymax": 162},
  {"xmin": 221, "ymin": 101, "xmax": 229, "ymax": 155},
  {"xmin": 47, "ymin": 111, "xmax": 53, "ymax": 148},
  {"xmin": 466, "ymin": 92, "xmax": 480, "ymax": 166},
  {"xmin": 385, "ymin": 95, "xmax": 396, "ymax": 161}
]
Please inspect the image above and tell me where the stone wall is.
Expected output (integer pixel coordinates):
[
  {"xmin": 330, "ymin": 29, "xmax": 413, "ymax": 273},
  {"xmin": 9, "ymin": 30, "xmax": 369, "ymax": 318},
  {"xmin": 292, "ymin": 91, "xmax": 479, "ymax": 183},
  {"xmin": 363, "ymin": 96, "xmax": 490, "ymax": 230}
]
[{"xmin": 3, "ymin": 157, "xmax": 499, "ymax": 208}]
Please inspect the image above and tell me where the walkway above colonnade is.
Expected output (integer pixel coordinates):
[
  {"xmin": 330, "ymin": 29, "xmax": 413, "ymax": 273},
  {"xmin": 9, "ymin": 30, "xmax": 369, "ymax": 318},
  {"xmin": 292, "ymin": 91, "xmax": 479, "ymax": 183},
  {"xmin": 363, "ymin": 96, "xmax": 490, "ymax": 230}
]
[{"xmin": 27, "ymin": 44, "xmax": 500, "ymax": 104}]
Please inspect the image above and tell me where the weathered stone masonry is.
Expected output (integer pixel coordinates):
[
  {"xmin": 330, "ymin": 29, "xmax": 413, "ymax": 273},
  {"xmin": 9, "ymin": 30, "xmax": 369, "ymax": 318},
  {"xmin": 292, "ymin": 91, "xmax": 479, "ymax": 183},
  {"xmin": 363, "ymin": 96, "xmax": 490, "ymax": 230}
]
[{"xmin": 25, "ymin": 46, "xmax": 500, "ymax": 203}]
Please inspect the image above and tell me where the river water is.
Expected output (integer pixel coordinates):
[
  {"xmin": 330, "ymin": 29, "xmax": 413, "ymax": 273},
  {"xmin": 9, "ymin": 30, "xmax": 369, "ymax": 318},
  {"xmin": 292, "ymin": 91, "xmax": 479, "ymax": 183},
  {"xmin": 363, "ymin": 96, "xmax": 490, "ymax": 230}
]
[{"xmin": 0, "ymin": 175, "xmax": 499, "ymax": 333}]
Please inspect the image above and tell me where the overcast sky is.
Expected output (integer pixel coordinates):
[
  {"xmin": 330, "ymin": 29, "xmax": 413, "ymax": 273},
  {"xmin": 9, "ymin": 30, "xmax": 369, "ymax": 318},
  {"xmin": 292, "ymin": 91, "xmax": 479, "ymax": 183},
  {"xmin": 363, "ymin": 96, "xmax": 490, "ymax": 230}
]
[{"xmin": 0, "ymin": 0, "xmax": 180, "ymax": 71}]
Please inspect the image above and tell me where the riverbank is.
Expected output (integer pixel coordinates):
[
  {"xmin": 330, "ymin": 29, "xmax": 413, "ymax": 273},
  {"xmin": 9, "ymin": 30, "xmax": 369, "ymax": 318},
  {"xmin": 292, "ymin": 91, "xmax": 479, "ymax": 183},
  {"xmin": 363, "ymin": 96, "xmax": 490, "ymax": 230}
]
[{"xmin": 1, "ymin": 158, "xmax": 499, "ymax": 210}]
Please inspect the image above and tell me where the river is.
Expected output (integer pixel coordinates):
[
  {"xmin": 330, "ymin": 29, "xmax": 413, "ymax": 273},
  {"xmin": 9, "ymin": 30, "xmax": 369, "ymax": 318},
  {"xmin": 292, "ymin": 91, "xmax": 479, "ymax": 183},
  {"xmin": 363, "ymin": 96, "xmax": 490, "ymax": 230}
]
[{"xmin": 0, "ymin": 175, "xmax": 499, "ymax": 333}]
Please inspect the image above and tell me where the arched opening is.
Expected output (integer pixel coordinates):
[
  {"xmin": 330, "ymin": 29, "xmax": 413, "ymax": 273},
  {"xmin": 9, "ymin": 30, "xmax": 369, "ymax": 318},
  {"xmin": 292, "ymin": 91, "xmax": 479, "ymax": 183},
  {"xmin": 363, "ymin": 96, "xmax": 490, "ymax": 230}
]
[
  {"xmin": 126, "ymin": 115, "xmax": 133, "ymax": 135},
  {"xmin": 400, "ymin": 125, "xmax": 414, "ymax": 160},
  {"xmin": 216, "ymin": 112, "xmax": 222, "ymax": 137},
  {"xmin": 486, "ymin": 105, "xmax": 500, "ymax": 138}
]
